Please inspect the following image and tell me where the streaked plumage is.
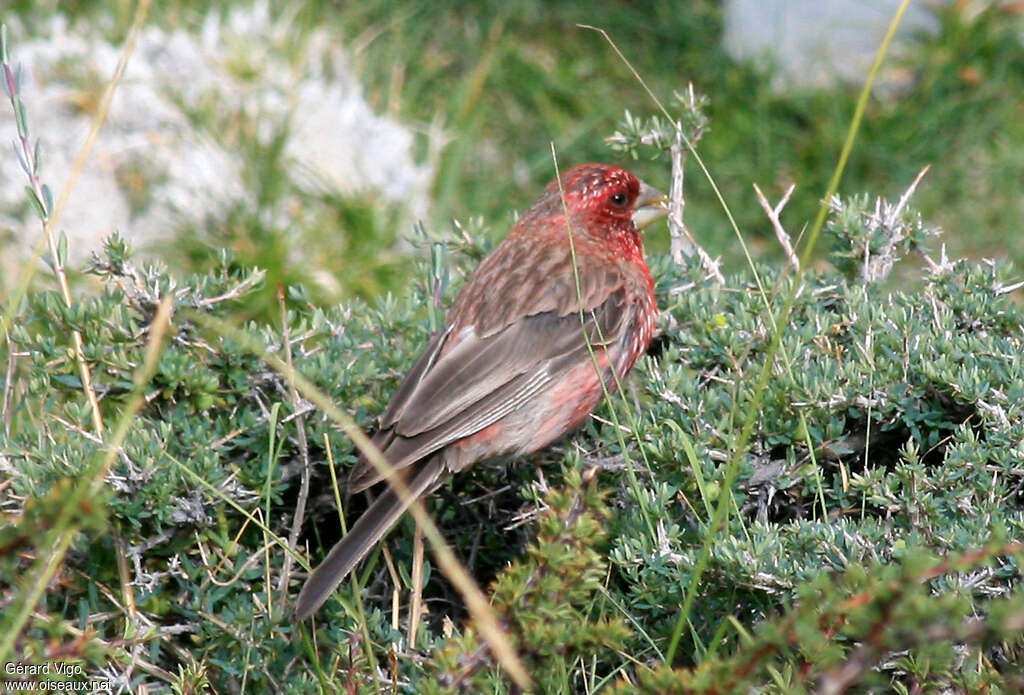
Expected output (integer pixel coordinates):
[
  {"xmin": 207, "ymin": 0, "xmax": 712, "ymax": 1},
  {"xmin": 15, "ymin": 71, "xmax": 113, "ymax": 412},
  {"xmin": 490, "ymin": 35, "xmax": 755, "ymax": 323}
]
[{"xmin": 294, "ymin": 164, "xmax": 667, "ymax": 620}]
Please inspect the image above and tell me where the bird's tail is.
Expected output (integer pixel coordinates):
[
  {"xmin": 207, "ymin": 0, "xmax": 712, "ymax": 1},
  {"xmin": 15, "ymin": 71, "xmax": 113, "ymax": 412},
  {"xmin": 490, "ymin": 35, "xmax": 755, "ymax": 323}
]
[{"xmin": 293, "ymin": 457, "xmax": 444, "ymax": 620}]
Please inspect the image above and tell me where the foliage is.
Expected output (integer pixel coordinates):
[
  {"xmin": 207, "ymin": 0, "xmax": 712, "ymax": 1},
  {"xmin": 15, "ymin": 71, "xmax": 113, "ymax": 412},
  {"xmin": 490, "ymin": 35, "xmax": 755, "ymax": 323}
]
[
  {"xmin": 3, "ymin": 200, "xmax": 1024, "ymax": 690},
  {"xmin": 4, "ymin": 1, "xmax": 1024, "ymax": 293},
  {"xmin": 419, "ymin": 470, "xmax": 630, "ymax": 694},
  {"xmin": 3, "ymin": 3, "xmax": 1024, "ymax": 693}
]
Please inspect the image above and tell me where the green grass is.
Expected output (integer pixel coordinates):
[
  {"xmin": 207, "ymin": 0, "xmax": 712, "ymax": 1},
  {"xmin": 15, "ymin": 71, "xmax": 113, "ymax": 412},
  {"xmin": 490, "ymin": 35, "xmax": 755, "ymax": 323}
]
[
  {"xmin": 304, "ymin": 0, "xmax": 1023, "ymax": 272},
  {"xmin": 4, "ymin": 2, "xmax": 1024, "ymax": 692},
  {"xmin": 8, "ymin": 1, "xmax": 1020, "ymax": 303}
]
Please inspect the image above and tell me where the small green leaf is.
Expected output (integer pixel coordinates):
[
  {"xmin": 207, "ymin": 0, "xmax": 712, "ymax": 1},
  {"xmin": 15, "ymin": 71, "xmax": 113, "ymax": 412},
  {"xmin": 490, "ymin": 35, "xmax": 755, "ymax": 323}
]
[
  {"xmin": 52, "ymin": 373, "xmax": 83, "ymax": 388},
  {"xmin": 26, "ymin": 185, "xmax": 46, "ymax": 219},
  {"xmin": 14, "ymin": 139, "xmax": 30, "ymax": 175},
  {"xmin": 14, "ymin": 97, "xmax": 28, "ymax": 138},
  {"xmin": 42, "ymin": 183, "xmax": 53, "ymax": 216},
  {"xmin": 57, "ymin": 230, "xmax": 68, "ymax": 267}
]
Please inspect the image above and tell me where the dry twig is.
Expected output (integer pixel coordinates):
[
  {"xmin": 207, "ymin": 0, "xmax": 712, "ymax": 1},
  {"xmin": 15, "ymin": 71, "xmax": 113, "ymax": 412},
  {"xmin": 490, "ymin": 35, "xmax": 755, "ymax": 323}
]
[{"xmin": 753, "ymin": 182, "xmax": 799, "ymax": 273}]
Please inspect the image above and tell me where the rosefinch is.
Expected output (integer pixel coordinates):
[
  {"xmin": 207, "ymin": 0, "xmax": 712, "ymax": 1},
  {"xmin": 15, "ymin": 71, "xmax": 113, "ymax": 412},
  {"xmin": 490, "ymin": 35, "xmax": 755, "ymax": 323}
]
[{"xmin": 295, "ymin": 163, "xmax": 667, "ymax": 619}]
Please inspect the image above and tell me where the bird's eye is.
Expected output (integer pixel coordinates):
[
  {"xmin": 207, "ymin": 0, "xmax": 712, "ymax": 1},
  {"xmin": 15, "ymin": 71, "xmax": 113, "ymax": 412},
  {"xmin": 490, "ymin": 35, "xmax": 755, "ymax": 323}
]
[{"xmin": 609, "ymin": 192, "xmax": 628, "ymax": 207}]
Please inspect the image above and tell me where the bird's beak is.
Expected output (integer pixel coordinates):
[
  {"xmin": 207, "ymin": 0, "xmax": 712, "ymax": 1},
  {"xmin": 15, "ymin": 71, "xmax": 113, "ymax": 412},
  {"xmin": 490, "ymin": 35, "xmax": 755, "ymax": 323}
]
[{"xmin": 632, "ymin": 182, "xmax": 670, "ymax": 231}]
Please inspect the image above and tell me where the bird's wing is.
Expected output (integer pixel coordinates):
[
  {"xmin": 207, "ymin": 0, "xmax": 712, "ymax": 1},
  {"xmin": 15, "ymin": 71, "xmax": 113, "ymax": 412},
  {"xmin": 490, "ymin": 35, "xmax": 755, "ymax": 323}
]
[
  {"xmin": 348, "ymin": 284, "xmax": 633, "ymax": 492},
  {"xmin": 380, "ymin": 238, "xmax": 623, "ymax": 431},
  {"xmin": 407, "ymin": 295, "xmax": 628, "ymax": 434}
]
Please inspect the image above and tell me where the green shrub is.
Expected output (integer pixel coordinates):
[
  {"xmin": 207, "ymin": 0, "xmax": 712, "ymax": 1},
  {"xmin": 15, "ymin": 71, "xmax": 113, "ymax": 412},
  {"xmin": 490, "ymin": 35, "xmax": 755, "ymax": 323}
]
[
  {"xmin": 3, "ymin": 207, "xmax": 1024, "ymax": 691},
  {"xmin": 3, "ymin": 7, "xmax": 1024, "ymax": 691}
]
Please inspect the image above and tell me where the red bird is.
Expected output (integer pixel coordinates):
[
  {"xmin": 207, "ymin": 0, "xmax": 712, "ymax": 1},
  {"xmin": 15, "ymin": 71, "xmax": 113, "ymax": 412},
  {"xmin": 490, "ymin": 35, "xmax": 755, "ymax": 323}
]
[{"xmin": 295, "ymin": 163, "xmax": 667, "ymax": 619}]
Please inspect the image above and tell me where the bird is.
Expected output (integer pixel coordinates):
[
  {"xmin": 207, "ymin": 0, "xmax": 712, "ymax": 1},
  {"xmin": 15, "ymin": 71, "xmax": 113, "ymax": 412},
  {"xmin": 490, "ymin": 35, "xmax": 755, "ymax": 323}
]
[{"xmin": 294, "ymin": 163, "xmax": 668, "ymax": 620}]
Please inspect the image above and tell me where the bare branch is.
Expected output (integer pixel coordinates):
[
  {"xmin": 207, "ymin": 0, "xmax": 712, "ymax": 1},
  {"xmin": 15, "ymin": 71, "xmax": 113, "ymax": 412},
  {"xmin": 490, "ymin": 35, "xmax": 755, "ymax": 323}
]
[
  {"xmin": 277, "ymin": 286, "xmax": 313, "ymax": 602},
  {"xmin": 754, "ymin": 183, "xmax": 799, "ymax": 273},
  {"xmin": 668, "ymin": 128, "xmax": 693, "ymax": 264}
]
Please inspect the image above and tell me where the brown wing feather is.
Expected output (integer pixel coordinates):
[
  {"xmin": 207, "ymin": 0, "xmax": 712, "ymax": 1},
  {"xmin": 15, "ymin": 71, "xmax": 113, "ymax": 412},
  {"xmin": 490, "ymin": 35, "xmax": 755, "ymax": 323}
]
[
  {"xmin": 348, "ymin": 234, "xmax": 644, "ymax": 493},
  {"xmin": 378, "ymin": 326, "xmax": 452, "ymax": 429},
  {"xmin": 448, "ymin": 237, "xmax": 623, "ymax": 336},
  {"xmin": 348, "ymin": 290, "xmax": 631, "ymax": 492},
  {"xmin": 395, "ymin": 299, "xmax": 624, "ymax": 436}
]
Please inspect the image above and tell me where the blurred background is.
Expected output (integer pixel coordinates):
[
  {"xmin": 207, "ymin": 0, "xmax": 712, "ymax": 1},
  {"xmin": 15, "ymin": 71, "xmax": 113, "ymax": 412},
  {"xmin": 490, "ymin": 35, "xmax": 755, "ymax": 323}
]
[{"xmin": 2, "ymin": 0, "xmax": 1022, "ymax": 311}]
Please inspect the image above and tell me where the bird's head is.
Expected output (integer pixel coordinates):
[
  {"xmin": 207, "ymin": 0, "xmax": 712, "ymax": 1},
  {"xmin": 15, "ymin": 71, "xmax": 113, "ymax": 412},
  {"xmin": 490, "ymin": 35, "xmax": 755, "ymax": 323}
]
[{"xmin": 545, "ymin": 163, "xmax": 668, "ymax": 233}]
